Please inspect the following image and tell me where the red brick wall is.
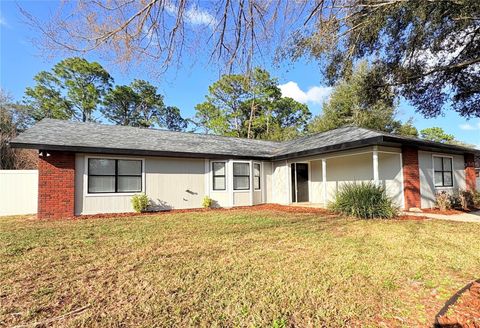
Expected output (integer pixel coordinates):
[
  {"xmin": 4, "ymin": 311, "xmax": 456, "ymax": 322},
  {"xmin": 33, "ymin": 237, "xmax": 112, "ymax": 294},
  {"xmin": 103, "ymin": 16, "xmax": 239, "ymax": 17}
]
[
  {"xmin": 38, "ymin": 151, "xmax": 75, "ymax": 219},
  {"xmin": 465, "ymin": 153, "xmax": 476, "ymax": 191},
  {"xmin": 402, "ymin": 147, "xmax": 421, "ymax": 210}
]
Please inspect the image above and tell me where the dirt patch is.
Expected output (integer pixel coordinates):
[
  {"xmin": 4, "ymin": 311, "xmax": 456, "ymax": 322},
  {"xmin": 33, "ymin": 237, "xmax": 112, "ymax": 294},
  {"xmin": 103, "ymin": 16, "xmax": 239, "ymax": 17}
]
[
  {"xmin": 76, "ymin": 204, "xmax": 334, "ymax": 220},
  {"xmin": 436, "ymin": 281, "xmax": 480, "ymax": 327}
]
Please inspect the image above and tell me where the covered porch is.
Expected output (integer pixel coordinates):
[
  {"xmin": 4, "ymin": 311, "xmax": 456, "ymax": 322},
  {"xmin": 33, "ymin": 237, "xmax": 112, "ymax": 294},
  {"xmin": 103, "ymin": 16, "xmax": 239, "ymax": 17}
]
[{"xmin": 271, "ymin": 146, "xmax": 405, "ymax": 209}]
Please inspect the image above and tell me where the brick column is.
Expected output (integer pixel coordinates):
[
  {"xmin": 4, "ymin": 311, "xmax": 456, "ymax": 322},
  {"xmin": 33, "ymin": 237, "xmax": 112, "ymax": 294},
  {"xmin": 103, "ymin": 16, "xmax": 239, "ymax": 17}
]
[
  {"xmin": 465, "ymin": 153, "xmax": 476, "ymax": 191},
  {"xmin": 38, "ymin": 151, "xmax": 75, "ymax": 219},
  {"xmin": 402, "ymin": 147, "xmax": 421, "ymax": 210}
]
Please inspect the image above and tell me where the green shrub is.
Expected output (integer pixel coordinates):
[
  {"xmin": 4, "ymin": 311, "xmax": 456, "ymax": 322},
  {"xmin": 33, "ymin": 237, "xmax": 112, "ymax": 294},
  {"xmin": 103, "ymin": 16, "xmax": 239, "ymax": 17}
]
[
  {"xmin": 435, "ymin": 191, "xmax": 452, "ymax": 211},
  {"xmin": 202, "ymin": 196, "xmax": 213, "ymax": 209},
  {"xmin": 131, "ymin": 193, "xmax": 150, "ymax": 213},
  {"xmin": 458, "ymin": 189, "xmax": 474, "ymax": 210},
  {"xmin": 329, "ymin": 182, "xmax": 398, "ymax": 219},
  {"xmin": 473, "ymin": 190, "xmax": 480, "ymax": 208}
]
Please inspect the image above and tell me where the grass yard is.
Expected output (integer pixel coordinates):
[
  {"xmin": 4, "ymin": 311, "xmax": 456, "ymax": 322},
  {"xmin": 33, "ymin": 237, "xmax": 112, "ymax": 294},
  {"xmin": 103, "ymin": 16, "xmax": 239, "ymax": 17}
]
[{"xmin": 1, "ymin": 207, "xmax": 479, "ymax": 327}]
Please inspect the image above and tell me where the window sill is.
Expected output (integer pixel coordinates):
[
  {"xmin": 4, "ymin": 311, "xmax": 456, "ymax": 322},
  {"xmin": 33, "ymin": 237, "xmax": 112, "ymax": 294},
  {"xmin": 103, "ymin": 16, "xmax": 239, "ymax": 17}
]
[{"xmin": 85, "ymin": 192, "xmax": 143, "ymax": 197}]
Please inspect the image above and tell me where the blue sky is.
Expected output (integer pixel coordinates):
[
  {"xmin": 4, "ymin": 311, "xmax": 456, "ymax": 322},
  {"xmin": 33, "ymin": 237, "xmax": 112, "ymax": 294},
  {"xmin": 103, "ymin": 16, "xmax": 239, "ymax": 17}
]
[{"xmin": 1, "ymin": 1, "xmax": 479, "ymax": 147}]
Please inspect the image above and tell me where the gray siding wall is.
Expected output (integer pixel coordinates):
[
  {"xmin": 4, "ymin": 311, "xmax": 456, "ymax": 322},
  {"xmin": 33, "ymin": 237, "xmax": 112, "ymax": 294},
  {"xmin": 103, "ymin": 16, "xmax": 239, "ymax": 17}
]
[
  {"xmin": 75, "ymin": 154, "xmax": 205, "ymax": 215},
  {"xmin": 418, "ymin": 151, "xmax": 466, "ymax": 208}
]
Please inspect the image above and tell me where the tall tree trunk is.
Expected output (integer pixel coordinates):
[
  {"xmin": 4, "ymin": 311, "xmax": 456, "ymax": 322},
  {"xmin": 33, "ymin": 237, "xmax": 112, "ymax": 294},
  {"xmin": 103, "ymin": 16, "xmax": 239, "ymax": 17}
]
[{"xmin": 247, "ymin": 99, "xmax": 255, "ymax": 139}]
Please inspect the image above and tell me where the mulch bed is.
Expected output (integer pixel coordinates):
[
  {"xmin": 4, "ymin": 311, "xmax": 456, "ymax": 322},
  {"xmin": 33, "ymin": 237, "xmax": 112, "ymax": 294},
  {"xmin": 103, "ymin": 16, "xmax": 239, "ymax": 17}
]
[
  {"xmin": 27, "ymin": 204, "xmax": 431, "ymax": 221},
  {"xmin": 74, "ymin": 204, "xmax": 334, "ymax": 220},
  {"xmin": 422, "ymin": 208, "xmax": 477, "ymax": 216},
  {"xmin": 396, "ymin": 215, "xmax": 430, "ymax": 221},
  {"xmin": 436, "ymin": 281, "xmax": 480, "ymax": 328}
]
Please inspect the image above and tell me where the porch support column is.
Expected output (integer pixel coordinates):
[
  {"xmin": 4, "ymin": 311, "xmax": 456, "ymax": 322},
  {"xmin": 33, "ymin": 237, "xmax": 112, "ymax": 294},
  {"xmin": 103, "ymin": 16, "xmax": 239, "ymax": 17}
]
[
  {"xmin": 373, "ymin": 146, "xmax": 379, "ymax": 186},
  {"xmin": 249, "ymin": 160, "xmax": 254, "ymax": 206},
  {"xmin": 322, "ymin": 159, "xmax": 327, "ymax": 206}
]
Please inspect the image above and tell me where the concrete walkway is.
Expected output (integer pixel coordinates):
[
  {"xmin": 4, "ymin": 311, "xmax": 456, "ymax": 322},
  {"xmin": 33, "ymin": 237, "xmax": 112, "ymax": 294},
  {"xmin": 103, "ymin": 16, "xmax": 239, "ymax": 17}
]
[{"xmin": 405, "ymin": 210, "xmax": 480, "ymax": 223}]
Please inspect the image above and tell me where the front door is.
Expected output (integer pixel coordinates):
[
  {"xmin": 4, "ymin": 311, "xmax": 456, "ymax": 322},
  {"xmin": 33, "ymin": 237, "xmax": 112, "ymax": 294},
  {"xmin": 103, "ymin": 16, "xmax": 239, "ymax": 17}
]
[{"xmin": 291, "ymin": 163, "xmax": 309, "ymax": 203}]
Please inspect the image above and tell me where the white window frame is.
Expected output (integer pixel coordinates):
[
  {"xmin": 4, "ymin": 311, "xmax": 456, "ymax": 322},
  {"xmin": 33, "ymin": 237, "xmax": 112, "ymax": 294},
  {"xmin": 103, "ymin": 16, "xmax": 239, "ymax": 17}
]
[
  {"xmin": 232, "ymin": 160, "xmax": 251, "ymax": 192},
  {"xmin": 84, "ymin": 155, "xmax": 146, "ymax": 197},
  {"xmin": 211, "ymin": 160, "xmax": 227, "ymax": 192},
  {"xmin": 432, "ymin": 155, "xmax": 454, "ymax": 189},
  {"xmin": 253, "ymin": 162, "xmax": 262, "ymax": 191}
]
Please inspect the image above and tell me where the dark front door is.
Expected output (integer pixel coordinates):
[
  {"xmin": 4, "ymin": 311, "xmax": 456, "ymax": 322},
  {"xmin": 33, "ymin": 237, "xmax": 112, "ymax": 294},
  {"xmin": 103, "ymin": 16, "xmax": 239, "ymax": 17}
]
[{"xmin": 291, "ymin": 163, "xmax": 309, "ymax": 203}]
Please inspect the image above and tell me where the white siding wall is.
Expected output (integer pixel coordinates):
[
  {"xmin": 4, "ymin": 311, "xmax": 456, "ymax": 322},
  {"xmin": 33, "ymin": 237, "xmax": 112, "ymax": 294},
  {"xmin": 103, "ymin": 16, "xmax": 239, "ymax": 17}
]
[
  {"xmin": 272, "ymin": 161, "xmax": 289, "ymax": 204},
  {"xmin": 379, "ymin": 152, "xmax": 404, "ymax": 208},
  {"xmin": 264, "ymin": 162, "xmax": 273, "ymax": 203},
  {"xmin": 253, "ymin": 191, "xmax": 262, "ymax": 204},
  {"xmin": 0, "ymin": 170, "xmax": 38, "ymax": 216},
  {"xmin": 233, "ymin": 192, "xmax": 250, "ymax": 206},
  {"xmin": 145, "ymin": 157, "xmax": 205, "ymax": 210},
  {"xmin": 75, "ymin": 154, "xmax": 205, "ymax": 215},
  {"xmin": 324, "ymin": 153, "xmax": 374, "ymax": 201},
  {"xmin": 272, "ymin": 147, "xmax": 404, "ymax": 208},
  {"xmin": 310, "ymin": 161, "xmax": 323, "ymax": 204},
  {"xmin": 418, "ymin": 151, "xmax": 466, "ymax": 208},
  {"xmin": 76, "ymin": 155, "xmax": 272, "ymax": 215}
]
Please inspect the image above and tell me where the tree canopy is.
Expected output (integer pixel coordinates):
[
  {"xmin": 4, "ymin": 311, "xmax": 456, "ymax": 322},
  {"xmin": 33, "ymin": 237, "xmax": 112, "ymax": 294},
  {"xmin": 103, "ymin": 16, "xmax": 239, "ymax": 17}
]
[
  {"xmin": 24, "ymin": 57, "xmax": 113, "ymax": 122},
  {"xmin": 22, "ymin": 1, "xmax": 480, "ymax": 118},
  {"xmin": 420, "ymin": 127, "xmax": 455, "ymax": 144},
  {"xmin": 286, "ymin": 0, "xmax": 480, "ymax": 119},
  {"xmin": 195, "ymin": 68, "xmax": 311, "ymax": 140},
  {"xmin": 102, "ymin": 80, "xmax": 187, "ymax": 131},
  {"xmin": 22, "ymin": 58, "xmax": 188, "ymax": 131},
  {"xmin": 0, "ymin": 89, "xmax": 37, "ymax": 169},
  {"xmin": 309, "ymin": 62, "xmax": 418, "ymax": 137}
]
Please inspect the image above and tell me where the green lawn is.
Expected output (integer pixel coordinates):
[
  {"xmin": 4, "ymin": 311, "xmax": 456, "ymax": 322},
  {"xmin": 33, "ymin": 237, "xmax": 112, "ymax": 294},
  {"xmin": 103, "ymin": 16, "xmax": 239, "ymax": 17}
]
[{"xmin": 1, "ymin": 209, "xmax": 479, "ymax": 327}]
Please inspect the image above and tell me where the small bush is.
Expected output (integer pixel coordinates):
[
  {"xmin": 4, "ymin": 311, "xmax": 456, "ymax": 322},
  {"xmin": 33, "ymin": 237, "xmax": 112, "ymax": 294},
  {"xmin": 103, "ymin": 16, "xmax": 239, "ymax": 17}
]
[
  {"xmin": 329, "ymin": 182, "xmax": 398, "ymax": 219},
  {"xmin": 452, "ymin": 189, "xmax": 476, "ymax": 210},
  {"xmin": 473, "ymin": 190, "xmax": 480, "ymax": 208},
  {"xmin": 131, "ymin": 193, "xmax": 150, "ymax": 213},
  {"xmin": 458, "ymin": 189, "xmax": 474, "ymax": 210},
  {"xmin": 202, "ymin": 196, "xmax": 213, "ymax": 208},
  {"xmin": 435, "ymin": 191, "xmax": 452, "ymax": 211}
]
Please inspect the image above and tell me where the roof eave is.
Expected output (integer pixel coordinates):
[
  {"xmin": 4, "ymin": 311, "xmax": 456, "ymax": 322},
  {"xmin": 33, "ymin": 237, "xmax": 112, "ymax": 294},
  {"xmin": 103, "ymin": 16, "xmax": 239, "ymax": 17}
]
[
  {"xmin": 8, "ymin": 142, "xmax": 273, "ymax": 160},
  {"xmin": 271, "ymin": 136, "xmax": 385, "ymax": 161},
  {"xmin": 381, "ymin": 136, "xmax": 480, "ymax": 155}
]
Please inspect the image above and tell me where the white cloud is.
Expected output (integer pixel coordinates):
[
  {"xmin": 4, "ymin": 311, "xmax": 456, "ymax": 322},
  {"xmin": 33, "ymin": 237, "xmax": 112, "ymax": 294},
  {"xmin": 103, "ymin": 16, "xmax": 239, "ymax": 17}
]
[
  {"xmin": 278, "ymin": 81, "xmax": 332, "ymax": 105},
  {"xmin": 460, "ymin": 123, "xmax": 475, "ymax": 130},
  {"xmin": 185, "ymin": 6, "xmax": 217, "ymax": 27},
  {"xmin": 164, "ymin": 3, "xmax": 217, "ymax": 28},
  {"xmin": 459, "ymin": 120, "xmax": 480, "ymax": 131},
  {"xmin": 0, "ymin": 14, "xmax": 6, "ymax": 27}
]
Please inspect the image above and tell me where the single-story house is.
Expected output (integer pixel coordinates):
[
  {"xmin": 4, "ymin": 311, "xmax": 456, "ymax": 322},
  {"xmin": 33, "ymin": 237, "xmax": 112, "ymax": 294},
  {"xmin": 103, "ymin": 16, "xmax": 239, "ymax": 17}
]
[{"xmin": 10, "ymin": 119, "xmax": 478, "ymax": 219}]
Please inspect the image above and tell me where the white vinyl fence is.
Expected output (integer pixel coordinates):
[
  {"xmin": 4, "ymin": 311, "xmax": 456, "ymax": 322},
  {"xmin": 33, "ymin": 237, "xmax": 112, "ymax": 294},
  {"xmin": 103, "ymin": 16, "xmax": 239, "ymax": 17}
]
[{"xmin": 0, "ymin": 170, "xmax": 38, "ymax": 216}]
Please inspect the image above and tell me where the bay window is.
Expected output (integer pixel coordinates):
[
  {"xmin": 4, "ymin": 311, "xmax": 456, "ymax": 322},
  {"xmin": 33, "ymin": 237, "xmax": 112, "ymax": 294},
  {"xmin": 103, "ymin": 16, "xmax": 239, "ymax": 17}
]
[
  {"xmin": 254, "ymin": 163, "xmax": 261, "ymax": 190},
  {"xmin": 233, "ymin": 162, "xmax": 250, "ymax": 190},
  {"xmin": 212, "ymin": 162, "xmax": 226, "ymax": 190}
]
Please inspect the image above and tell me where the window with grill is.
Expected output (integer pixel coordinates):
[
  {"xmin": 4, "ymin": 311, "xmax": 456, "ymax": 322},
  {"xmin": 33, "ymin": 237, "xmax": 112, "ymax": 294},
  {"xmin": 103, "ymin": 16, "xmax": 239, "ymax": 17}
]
[
  {"xmin": 88, "ymin": 158, "xmax": 142, "ymax": 193},
  {"xmin": 433, "ymin": 156, "xmax": 453, "ymax": 187},
  {"xmin": 233, "ymin": 162, "xmax": 250, "ymax": 190}
]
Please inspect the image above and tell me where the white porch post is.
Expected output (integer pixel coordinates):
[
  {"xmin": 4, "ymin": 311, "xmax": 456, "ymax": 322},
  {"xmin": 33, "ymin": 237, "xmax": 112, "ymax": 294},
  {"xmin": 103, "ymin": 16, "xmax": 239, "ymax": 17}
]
[
  {"xmin": 249, "ymin": 160, "xmax": 254, "ymax": 206},
  {"xmin": 373, "ymin": 146, "xmax": 379, "ymax": 185},
  {"xmin": 322, "ymin": 159, "xmax": 327, "ymax": 206}
]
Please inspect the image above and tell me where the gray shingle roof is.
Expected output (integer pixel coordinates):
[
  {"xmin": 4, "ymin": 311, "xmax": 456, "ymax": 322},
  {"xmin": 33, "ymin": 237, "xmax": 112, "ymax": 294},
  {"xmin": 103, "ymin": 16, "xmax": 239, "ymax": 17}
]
[
  {"xmin": 10, "ymin": 119, "xmax": 478, "ymax": 160},
  {"xmin": 10, "ymin": 119, "xmax": 281, "ymax": 159},
  {"xmin": 273, "ymin": 126, "xmax": 384, "ymax": 157}
]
